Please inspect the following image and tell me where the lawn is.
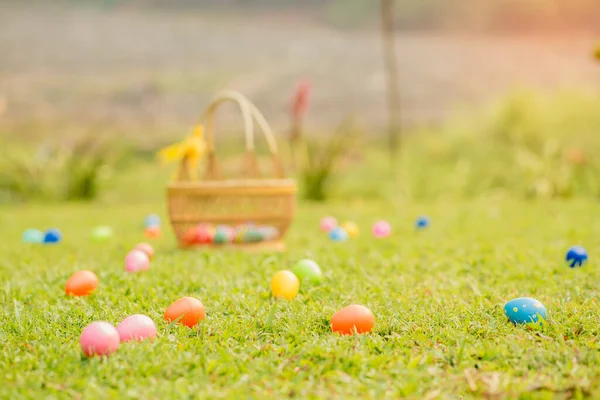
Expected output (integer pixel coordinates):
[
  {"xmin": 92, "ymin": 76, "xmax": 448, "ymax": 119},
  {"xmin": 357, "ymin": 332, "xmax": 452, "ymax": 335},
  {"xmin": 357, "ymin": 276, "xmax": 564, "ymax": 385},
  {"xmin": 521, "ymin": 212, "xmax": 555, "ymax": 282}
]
[{"xmin": 2, "ymin": 186, "xmax": 600, "ymax": 398}]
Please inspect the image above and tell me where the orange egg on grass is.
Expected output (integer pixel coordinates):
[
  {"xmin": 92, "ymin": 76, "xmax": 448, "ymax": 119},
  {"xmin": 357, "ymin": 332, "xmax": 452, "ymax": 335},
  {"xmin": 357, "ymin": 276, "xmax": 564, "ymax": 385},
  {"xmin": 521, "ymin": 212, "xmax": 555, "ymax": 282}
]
[
  {"xmin": 164, "ymin": 297, "xmax": 205, "ymax": 327},
  {"xmin": 331, "ymin": 304, "xmax": 375, "ymax": 335},
  {"xmin": 145, "ymin": 226, "xmax": 161, "ymax": 239},
  {"xmin": 65, "ymin": 271, "xmax": 99, "ymax": 296}
]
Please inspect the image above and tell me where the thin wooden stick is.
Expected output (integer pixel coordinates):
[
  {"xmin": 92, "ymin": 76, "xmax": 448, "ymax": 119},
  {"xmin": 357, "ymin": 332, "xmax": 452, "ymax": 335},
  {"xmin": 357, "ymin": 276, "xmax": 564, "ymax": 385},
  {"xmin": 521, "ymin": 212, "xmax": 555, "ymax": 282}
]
[{"xmin": 381, "ymin": 0, "xmax": 401, "ymax": 170}]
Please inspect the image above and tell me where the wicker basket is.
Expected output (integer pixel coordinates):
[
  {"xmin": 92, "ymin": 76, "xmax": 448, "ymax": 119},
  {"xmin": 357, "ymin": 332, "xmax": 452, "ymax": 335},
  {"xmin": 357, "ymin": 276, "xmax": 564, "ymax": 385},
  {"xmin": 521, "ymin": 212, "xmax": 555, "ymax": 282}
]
[{"xmin": 167, "ymin": 91, "xmax": 297, "ymax": 251}]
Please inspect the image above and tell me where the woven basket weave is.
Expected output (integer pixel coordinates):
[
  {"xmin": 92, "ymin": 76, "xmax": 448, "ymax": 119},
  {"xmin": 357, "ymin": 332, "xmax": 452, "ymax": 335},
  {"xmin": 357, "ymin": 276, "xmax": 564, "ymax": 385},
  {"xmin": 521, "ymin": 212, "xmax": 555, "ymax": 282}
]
[{"xmin": 167, "ymin": 91, "xmax": 297, "ymax": 251}]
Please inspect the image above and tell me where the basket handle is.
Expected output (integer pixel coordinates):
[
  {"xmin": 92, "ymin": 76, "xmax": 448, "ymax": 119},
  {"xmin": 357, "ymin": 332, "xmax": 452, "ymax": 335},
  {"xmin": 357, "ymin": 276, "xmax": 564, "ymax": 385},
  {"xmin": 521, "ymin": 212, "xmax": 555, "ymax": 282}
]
[{"xmin": 198, "ymin": 90, "xmax": 284, "ymax": 180}]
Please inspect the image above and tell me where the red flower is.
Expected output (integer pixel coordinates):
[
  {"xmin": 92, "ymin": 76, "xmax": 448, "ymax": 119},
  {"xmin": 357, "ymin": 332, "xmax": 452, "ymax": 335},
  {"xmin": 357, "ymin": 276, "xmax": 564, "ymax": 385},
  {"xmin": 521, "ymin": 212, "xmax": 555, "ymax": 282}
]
[{"xmin": 291, "ymin": 80, "xmax": 311, "ymax": 120}]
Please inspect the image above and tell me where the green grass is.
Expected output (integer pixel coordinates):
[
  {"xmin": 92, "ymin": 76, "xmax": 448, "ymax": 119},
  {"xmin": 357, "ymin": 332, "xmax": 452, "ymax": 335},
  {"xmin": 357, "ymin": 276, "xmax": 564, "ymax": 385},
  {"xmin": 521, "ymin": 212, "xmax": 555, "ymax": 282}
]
[{"xmin": 2, "ymin": 190, "xmax": 600, "ymax": 398}]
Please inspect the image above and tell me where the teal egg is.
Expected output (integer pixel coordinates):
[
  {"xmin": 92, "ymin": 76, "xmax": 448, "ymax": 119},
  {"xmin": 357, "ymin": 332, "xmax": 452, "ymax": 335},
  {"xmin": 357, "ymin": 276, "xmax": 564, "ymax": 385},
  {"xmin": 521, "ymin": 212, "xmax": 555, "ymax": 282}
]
[
  {"xmin": 244, "ymin": 230, "xmax": 265, "ymax": 243},
  {"xmin": 213, "ymin": 230, "xmax": 229, "ymax": 244},
  {"xmin": 504, "ymin": 297, "xmax": 547, "ymax": 325},
  {"xmin": 22, "ymin": 229, "xmax": 44, "ymax": 243}
]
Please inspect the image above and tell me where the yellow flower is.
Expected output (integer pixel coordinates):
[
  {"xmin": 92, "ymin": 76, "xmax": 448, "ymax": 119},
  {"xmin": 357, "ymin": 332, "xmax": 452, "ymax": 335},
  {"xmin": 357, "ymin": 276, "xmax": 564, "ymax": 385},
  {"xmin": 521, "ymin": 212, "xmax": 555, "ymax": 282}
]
[{"xmin": 158, "ymin": 125, "xmax": 207, "ymax": 181}]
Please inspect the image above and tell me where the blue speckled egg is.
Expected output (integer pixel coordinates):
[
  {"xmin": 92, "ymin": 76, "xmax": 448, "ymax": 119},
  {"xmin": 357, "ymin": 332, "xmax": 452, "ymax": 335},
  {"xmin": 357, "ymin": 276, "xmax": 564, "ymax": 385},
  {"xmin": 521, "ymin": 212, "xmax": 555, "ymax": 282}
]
[
  {"xmin": 566, "ymin": 245, "xmax": 588, "ymax": 268},
  {"xmin": 22, "ymin": 229, "xmax": 44, "ymax": 243},
  {"xmin": 504, "ymin": 297, "xmax": 547, "ymax": 325},
  {"xmin": 145, "ymin": 214, "xmax": 161, "ymax": 228},
  {"xmin": 329, "ymin": 227, "xmax": 348, "ymax": 242},
  {"xmin": 43, "ymin": 228, "xmax": 62, "ymax": 244},
  {"xmin": 416, "ymin": 216, "xmax": 430, "ymax": 230}
]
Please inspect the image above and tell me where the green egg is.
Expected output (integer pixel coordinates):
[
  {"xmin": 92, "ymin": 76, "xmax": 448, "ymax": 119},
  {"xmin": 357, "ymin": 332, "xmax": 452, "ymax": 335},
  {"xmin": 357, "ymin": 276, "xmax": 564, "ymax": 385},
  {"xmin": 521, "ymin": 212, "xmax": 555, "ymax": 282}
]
[
  {"xmin": 91, "ymin": 226, "xmax": 113, "ymax": 241},
  {"xmin": 292, "ymin": 259, "xmax": 323, "ymax": 285}
]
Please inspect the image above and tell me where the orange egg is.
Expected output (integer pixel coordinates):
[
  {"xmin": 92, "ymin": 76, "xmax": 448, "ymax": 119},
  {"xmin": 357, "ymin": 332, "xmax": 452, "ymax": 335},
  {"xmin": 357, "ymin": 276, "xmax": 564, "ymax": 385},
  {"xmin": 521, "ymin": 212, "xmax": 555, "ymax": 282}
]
[
  {"xmin": 65, "ymin": 270, "xmax": 99, "ymax": 296},
  {"xmin": 164, "ymin": 297, "xmax": 205, "ymax": 327},
  {"xmin": 331, "ymin": 304, "xmax": 375, "ymax": 335},
  {"xmin": 145, "ymin": 227, "xmax": 161, "ymax": 239},
  {"xmin": 135, "ymin": 242, "xmax": 155, "ymax": 259}
]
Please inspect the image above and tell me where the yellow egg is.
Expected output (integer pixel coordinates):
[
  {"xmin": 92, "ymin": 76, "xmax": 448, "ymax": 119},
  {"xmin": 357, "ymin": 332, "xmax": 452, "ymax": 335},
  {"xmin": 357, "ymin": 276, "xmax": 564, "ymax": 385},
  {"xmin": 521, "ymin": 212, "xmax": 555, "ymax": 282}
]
[
  {"xmin": 342, "ymin": 221, "xmax": 360, "ymax": 238},
  {"xmin": 270, "ymin": 270, "xmax": 299, "ymax": 300}
]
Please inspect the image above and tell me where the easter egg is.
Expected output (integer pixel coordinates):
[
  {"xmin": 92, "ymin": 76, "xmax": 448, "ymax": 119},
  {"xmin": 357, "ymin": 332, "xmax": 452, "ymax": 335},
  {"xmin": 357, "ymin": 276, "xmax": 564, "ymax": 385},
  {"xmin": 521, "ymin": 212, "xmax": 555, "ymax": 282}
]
[
  {"xmin": 504, "ymin": 297, "xmax": 547, "ymax": 325},
  {"xmin": 182, "ymin": 227, "xmax": 199, "ymax": 246},
  {"xmin": 234, "ymin": 226, "xmax": 247, "ymax": 243},
  {"xmin": 65, "ymin": 270, "xmax": 99, "ymax": 296},
  {"xmin": 212, "ymin": 230, "xmax": 229, "ymax": 245},
  {"xmin": 145, "ymin": 226, "xmax": 161, "ymax": 239},
  {"xmin": 164, "ymin": 297, "xmax": 206, "ymax": 327},
  {"xmin": 125, "ymin": 249, "xmax": 150, "ymax": 273},
  {"xmin": 145, "ymin": 214, "xmax": 161, "ymax": 228},
  {"xmin": 134, "ymin": 242, "xmax": 154, "ymax": 259},
  {"xmin": 415, "ymin": 216, "xmax": 430, "ymax": 230},
  {"xmin": 22, "ymin": 229, "xmax": 44, "ymax": 243},
  {"xmin": 329, "ymin": 227, "xmax": 348, "ymax": 242},
  {"xmin": 261, "ymin": 226, "xmax": 279, "ymax": 241},
  {"xmin": 43, "ymin": 228, "xmax": 62, "ymax": 244},
  {"xmin": 270, "ymin": 270, "xmax": 300, "ymax": 300},
  {"xmin": 91, "ymin": 226, "xmax": 113, "ymax": 241},
  {"xmin": 341, "ymin": 221, "xmax": 360, "ymax": 238},
  {"xmin": 320, "ymin": 216, "xmax": 338, "ymax": 233},
  {"xmin": 116, "ymin": 314, "xmax": 157, "ymax": 342},
  {"xmin": 244, "ymin": 230, "xmax": 265, "ymax": 243},
  {"xmin": 80, "ymin": 321, "xmax": 120, "ymax": 357},
  {"xmin": 195, "ymin": 225, "xmax": 214, "ymax": 245},
  {"xmin": 566, "ymin": 245, "xmax": 588, "ymax": 268},
  {"xmin": 292, "ymin": 259, "xmax": 323, "ymax": 285},
  {"xmin": 372, "ymin": 221, "xmax": 391, "ymax": 238},
  {"xmin": 331, "ymin": 305, "xmax": 375, "ymax": 335}
]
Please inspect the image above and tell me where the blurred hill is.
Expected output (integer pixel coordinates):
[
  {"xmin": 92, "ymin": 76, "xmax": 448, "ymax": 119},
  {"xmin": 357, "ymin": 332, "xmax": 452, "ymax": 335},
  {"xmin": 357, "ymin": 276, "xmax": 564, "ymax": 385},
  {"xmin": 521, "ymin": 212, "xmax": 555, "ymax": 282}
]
[
  {"xmin": 62, "ymin": 0, "xmax": 600, "ymax": 31},
  {"xmin": 0, "ymin": 2, "xmax": 599, "ymax": 145}
]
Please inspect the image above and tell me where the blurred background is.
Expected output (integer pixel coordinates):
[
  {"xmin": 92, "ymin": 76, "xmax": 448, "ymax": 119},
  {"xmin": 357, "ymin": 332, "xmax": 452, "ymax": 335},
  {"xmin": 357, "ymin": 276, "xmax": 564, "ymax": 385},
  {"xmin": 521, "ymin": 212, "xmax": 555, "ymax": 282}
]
[{"xmin": 1, "ymin": 0, "xmax": 599, "ymax": 204}]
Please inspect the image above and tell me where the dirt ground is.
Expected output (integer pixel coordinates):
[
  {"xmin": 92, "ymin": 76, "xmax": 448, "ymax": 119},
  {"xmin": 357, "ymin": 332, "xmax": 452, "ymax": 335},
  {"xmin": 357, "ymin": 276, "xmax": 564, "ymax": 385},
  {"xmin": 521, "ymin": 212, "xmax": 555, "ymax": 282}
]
[{"xmin": 1, "ymin": 5, "xmax": 598, "ymax": 141}]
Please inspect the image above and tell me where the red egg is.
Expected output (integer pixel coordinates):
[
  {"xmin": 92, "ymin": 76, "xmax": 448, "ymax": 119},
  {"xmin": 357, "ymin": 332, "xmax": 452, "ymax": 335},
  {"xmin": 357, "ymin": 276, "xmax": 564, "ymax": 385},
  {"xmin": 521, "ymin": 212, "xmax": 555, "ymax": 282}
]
[
  {"xmin": 331, "ymin": 304, "xmax": 375, "ymax": 335},
  {"xmin": 65, "ymin": 271, "xmax": 99, "ymax": 296},
  {"xmin": 80, "ymin": 321, "xmax": 120, "ymax": 357},
  {"xmin": 182, "ymin": 227, "xmax": 199, "ymax": 247},
  {"xmin": 164, "ymin": 297, "xmax": 205, "ymax": 327}
]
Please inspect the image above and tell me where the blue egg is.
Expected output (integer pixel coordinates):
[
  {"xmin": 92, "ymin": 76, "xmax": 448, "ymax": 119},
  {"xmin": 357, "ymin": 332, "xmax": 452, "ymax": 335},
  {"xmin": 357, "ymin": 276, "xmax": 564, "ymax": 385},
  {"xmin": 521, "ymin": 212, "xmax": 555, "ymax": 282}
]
[
  {"xmin": 43, "ymin": 228, "xmax": 62, "ymax": 244},
  {"xmin": 566, "ymin": 245, "xmax": 588, "ymax": 268},
  {"xmin": 504, "ymin": 297, "xmax": 547, "ymax": 325},
  {"xmin": 416, "ymin": 216, "xmax": 430, "ymax": 229},
  {"xmin": 22, "ymin": 229, "xmax": 44, "ymax": 243},
  {"xmin": 145, "ymin": 214, "xmax": 161, "ymax": 228},
  {"xmin": 329, "ymin": 227, "xmax": 348, "ymax": 242}
]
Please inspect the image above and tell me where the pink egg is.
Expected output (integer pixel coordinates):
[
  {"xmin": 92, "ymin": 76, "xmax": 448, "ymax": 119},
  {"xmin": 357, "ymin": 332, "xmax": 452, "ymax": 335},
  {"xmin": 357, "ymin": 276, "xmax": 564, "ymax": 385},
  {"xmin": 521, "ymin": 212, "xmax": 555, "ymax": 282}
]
[
  {"xmin": 320, "ymin": 216, "xmax": 338, "ymax": 232},
  {"xmin": 372, "ymin": 221, "xmax": 391, "ymax": 238},
  {"xmin": 116, "ymin": 314, "xmax": 157, "ymax": 343},
  {"xmin": 80, "ymin": 321, "xmax": 120, "ymax": 357},
  {"xmin": 125, "ymin": 249, "xmax": 150, "ymax": 273}
]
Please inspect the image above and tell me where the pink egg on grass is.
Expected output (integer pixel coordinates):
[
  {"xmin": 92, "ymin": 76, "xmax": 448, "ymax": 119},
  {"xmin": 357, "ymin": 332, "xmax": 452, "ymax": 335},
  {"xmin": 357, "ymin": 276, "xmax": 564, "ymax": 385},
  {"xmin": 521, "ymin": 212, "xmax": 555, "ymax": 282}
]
[
  {"xmin": 320, "ymin": 216, "xmax": 338, "ymax": 232},
  {"xmin": 80, "ymin": 321, "xmax": 120, "ymax": 357},
  {"xmin": 125, "ymin": 249, "xmax": 150, "ymax": 273},
  {"xmin": 372, "ymin": 221, "xmax": 391, "ymax": 238},
  {"xmin": 116, "ymin": 314, "xmax": 157, "ymax": 343}
]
